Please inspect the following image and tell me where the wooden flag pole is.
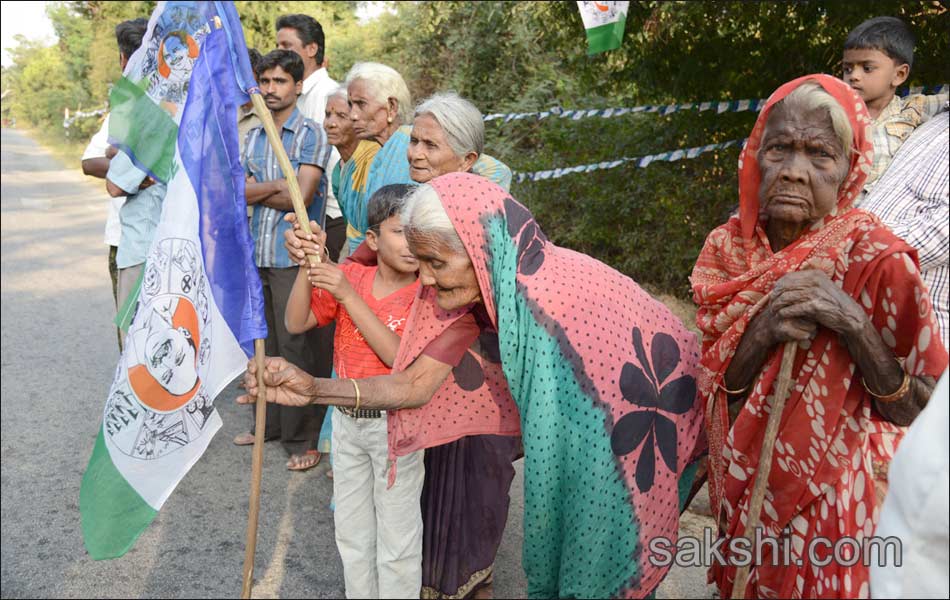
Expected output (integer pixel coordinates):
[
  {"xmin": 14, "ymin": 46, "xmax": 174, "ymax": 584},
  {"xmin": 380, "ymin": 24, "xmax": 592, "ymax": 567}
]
[
  {"xmin": 731, "ymin": 340, "xmax": 798, "ymax": 599},
  {"xmin": 241, "ymin": 339, "xmax": 267, "ymax": 599},
  {"xmin": 240, "ymin": 91, "xmax": 321, "ymax": 600}
]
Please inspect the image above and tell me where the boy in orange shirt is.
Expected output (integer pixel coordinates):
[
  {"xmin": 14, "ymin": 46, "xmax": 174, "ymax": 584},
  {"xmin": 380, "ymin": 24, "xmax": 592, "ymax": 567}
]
[{"xmin": 284, "ymin": 183, "xmax": 423, "ymax": 598}]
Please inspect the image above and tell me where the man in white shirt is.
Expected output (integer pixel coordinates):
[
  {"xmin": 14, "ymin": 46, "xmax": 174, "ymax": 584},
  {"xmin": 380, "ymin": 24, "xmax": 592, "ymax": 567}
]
[
  {"xmin": 860, "ymin": 108, "xmax": 949, "ymax": 348},
  {"xmin": 872, "ymin": 369, "xmax": 949, "ymax": 599},
  {"xmin": 81, "ymin": 113, "xmax": 124, "ymax": 350},
  {"xmin": 275, "ymin": 13, "xmax": 345, "ymax": 261}
]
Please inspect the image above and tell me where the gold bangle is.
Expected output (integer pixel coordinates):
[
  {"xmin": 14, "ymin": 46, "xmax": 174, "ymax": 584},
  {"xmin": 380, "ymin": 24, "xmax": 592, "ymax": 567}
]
[
  {"xmin": 349, "ymin": 378, "xmax": 361, "ymax": 412},
  {"xmin": 862, "ymin": 370, "xmax": 910, "ymax": 403},
  {"xmin": 718, "ymin": 380, "xmax": 750, "ymax": 396}
]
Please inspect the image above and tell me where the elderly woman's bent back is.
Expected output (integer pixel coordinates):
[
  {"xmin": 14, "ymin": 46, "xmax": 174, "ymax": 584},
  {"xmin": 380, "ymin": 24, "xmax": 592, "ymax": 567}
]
[{"xmin": 239, "ymin": 173, "xmax": 706, "ymax": 598}]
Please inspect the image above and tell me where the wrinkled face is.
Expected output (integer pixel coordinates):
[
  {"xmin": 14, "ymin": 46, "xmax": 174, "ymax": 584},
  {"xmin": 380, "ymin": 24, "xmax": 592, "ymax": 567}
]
[
  {"xmin": 276, "ymin": 27, "xmax": 316, "ymax": 64},
  {"xmin": 259, "ymin": 66, "xmax": 301, "ymax": 113},
  {"xmin": 145, "ymin": 326, "xmax": 198, "ymax": 395},
  {"xmin": 842, "ymin": 48, "xmax": 905, "ymax": 106},
  {"xmin": 408, "ymin": 234, "xmax": 481, "ymax": 311},
  {"xmin": 408, "ymin": 114, "xmax": 469, "ymax": 183},
  {"xmin": 347, "ymin": 79, "xmax": 394, "ymax": 141},
  {"xmin": 367, "ymin": 215, "xmax": 418, "ymax": 274},
  {"xmin": 324, "ymin": 95, "xmax": 355, "ymax": 148},
  {"xmin": 757, "ymin": 104, "xmax": 850, "ymax": 227}
]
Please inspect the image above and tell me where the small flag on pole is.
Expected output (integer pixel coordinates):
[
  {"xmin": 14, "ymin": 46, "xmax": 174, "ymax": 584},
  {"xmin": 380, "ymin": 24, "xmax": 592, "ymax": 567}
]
[
  {"xmin": 80, "ymin": 0, "xmax": 265, "ymax": 560},
  {"xmin": 577, "ymin": 1, "xmax": 629, "ymax": 55}
]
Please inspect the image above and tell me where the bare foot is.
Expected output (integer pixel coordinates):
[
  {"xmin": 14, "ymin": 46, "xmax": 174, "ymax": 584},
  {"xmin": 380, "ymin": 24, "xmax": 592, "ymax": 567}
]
[{"xmin": 233, "ymin": 431, "xmax": 255, "ymax": 446}]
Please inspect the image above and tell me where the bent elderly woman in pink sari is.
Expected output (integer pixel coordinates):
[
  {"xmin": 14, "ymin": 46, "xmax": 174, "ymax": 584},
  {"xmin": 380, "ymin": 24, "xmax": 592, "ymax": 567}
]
[{"xmin": 241, "ymin": 173, "xmax": 705, "ymax": 598}]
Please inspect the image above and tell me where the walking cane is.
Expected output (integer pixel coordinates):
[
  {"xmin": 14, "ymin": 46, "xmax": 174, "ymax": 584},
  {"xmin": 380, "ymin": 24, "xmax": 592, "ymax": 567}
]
[
  {"xmin": 731, "ymin": 340, "xmax": 798, "ymax": 599},
  {"xmin": 240, "ymin": 91, "xmax": 322, "ymax": 600}
]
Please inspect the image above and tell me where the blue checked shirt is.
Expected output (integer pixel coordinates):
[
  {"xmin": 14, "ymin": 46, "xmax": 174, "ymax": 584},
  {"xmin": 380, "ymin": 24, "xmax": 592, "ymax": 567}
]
[
  {"xmin": 860, "ymin": 109, "xmax": 949, "ymax": 348},
  {"xmin": 242, "ymin": 108, "xmax": 331, "ymax": 268}
]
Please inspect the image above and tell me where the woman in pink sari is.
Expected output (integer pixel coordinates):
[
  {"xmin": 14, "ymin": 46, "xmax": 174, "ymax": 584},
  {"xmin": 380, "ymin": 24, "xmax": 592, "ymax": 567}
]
[{"xmin": 691, "ymin": 74, "xmax": 948, "ymax": 598}]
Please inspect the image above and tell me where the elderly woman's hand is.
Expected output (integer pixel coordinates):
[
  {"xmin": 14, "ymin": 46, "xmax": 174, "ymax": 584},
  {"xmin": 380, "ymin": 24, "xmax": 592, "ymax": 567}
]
[
  {"xmin": 770, "ymin": 270, "xmax": 868, "ymax": 338},
  {"xmin": 283, "ymin": 213, "xmax": 327, "ymax": 267},
  {"xmin": 236, "ymin": 356, "xmax": 318, "ymax": 407}
]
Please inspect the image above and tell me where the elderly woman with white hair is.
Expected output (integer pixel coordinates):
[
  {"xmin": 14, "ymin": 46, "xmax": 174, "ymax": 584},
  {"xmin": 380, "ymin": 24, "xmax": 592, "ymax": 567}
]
[
  {"xmin": 240, "ymin": 172, "xmax": 706, "ymax": 598},
  {"xmin": 408, "ymin": 91, "xmax": 512, "ymax": 190}
]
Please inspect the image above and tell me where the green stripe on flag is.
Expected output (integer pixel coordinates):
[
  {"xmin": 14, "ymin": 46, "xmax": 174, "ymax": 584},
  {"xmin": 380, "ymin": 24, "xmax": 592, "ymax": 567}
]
[
  {"xmin": 586, "ymin": 14, "xmax": 627, "ymax": 54},
  {"xmin": 109, "ymin": 77, "xmax": 179, "ymax": 182},
  {"xmin": 113, "ymin": 267, "xmax": 144, "ymax": 333},
  {"xmin": 80, "ymin": 427, "xmax": 158, "ymax": 560}
]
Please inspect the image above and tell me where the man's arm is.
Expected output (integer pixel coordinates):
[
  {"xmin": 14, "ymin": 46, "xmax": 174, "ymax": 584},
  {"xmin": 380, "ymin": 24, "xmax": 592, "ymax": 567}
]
[
  {"xmin": 82, "ymin": 157, "xmax": 111, "ymax": 179},
  {"xmin": 259, "ymin": 164, "xmax": 323, "ymax": 211},
  {"xmin": 106, "ymin": 150, "xmax": 148, "ymax": 198}
]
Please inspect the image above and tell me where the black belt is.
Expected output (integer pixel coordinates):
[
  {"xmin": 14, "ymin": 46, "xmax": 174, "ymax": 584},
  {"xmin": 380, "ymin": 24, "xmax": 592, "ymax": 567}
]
[{"xmin": 338, "ymin": 406, "xmax": 383, "ymax": 419}]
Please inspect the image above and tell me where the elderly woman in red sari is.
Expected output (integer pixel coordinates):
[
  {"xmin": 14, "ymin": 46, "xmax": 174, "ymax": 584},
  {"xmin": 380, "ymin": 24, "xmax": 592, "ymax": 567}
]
[{"xmin": 691, "ymin": 74, "xmax": 949, "ymax": 599}]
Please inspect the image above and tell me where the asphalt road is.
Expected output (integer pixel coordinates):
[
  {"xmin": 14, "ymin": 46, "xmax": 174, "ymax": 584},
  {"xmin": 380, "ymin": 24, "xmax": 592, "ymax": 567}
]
[{"xmin": 0, "ymin": 127, "xmax": 713, "ymax": 599}]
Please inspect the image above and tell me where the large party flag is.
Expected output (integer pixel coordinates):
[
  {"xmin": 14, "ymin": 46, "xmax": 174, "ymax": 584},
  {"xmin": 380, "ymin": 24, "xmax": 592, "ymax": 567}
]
[
  {"xmin": 577, "ymin": 1, "xmax": 629, "ymax": 55},
  {"xmin": 80, "ymin": 1, "xmax": 265, "ymax": 560}
]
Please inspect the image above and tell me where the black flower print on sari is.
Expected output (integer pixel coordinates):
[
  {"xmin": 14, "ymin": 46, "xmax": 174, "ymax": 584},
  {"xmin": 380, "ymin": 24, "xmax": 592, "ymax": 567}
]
[
  {"xmin": 610, "ymin": 327, "xmax": 696, "ymax": 493},
  {"xmin": 504, "ymin": 197, "xmax": 547, "ymax": 276}
]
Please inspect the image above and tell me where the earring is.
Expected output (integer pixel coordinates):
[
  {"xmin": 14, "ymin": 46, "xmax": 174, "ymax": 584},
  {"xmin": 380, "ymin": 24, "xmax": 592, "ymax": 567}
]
[{"xmin": 387, "ymin": 117, "xmax": 393, "ymax": 123}]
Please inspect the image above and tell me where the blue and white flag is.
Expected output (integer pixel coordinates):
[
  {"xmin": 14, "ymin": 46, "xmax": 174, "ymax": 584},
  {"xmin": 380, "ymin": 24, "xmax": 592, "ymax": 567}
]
[{"xmin": 80, "ymin": 0, "xmax": 265, "ymax": 560}]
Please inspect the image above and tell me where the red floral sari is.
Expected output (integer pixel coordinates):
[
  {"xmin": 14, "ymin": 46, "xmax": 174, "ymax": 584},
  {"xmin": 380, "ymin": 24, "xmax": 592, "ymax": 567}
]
[{"xmin": 691, "ymin": 75, "xmax": 949, "ymax": 599}]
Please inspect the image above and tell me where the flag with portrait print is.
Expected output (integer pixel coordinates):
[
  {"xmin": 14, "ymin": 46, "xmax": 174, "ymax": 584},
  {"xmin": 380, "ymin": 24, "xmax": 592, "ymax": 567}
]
[{"xmin": 80, "ymin": 0, "xmax": 265, "ymax": 560}]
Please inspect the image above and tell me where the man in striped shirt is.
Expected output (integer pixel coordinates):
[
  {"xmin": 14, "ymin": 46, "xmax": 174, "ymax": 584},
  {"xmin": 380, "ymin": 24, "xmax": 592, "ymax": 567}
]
[
  {"xmin": 236, "ymin": 49, "xmax": 331, "ymax": 471},
  {"xmin": 860, "ymin": 108, "xmax": 949, "ymax": 349}
]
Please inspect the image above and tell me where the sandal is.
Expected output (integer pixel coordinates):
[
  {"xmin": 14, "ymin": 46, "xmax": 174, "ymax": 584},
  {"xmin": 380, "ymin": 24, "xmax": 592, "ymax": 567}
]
[
  {"xmin": 233, "ymin": 431, "xmax": 256, "ymax": 446},
  {"xmin": 287, "ymin": 450, "xmax": 322, "ymax": 471}
]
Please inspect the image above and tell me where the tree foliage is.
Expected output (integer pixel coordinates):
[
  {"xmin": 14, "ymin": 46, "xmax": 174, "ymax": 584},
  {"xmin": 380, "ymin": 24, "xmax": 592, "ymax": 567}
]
[{"xmin": 4, "ymin": 0, "xmax": 948, "ymax": 296}]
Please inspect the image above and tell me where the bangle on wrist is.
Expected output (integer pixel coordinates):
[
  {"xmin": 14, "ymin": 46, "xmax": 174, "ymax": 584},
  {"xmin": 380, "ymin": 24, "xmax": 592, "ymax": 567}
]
[
  {"xmin": 718, "ymin": 379, "xmax": 750, "ymax": 396},
  {"xmin": 349, "ymin": 378, "xmax": 361, "ymax": 412},
  {"xmin": 863, "ymin": 369, "xmax": 910, "ymax": 403}
]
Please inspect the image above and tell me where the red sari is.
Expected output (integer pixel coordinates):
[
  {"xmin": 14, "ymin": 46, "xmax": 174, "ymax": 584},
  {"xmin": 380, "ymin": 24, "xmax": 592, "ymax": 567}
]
[{"xmin": 691, "ymin": 75, "xmax": 949, "ymax": 599}]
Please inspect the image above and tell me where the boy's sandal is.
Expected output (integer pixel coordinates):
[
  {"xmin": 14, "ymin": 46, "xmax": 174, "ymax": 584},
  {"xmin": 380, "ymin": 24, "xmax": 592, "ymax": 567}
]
[{"xmin": 287, "ymin": 450, "xmax": 322, "ymax": 471}]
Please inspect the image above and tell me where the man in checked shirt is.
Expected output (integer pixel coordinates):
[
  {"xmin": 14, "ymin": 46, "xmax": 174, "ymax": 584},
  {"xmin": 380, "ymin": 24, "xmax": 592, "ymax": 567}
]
[{"xmin": 235, "ymin": 49, "xmax": 331, "ymax": 471}]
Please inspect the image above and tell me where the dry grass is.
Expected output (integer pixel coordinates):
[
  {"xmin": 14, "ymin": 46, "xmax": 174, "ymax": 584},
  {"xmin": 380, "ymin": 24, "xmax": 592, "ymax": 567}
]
[{"xmin": 656, "ymin": 292, "xmax": 700, "ymax": 335}]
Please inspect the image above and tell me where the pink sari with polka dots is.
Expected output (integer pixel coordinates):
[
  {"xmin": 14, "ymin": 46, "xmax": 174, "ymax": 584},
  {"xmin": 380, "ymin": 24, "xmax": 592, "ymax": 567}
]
[{"xmin": 692, "ymin": 75, "xmax": 949, "ymax": 598}]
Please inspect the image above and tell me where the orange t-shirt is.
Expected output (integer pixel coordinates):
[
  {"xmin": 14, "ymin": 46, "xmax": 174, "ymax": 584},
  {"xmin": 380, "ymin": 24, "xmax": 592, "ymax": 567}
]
[{"xmin": 310, "ymin": 263, "xmax": 419, "ymax": 379}]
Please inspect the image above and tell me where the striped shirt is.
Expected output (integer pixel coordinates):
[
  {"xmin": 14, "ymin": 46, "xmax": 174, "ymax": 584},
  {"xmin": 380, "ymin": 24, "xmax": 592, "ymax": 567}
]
[
  {"xmin": 860, "ymin": 110, "xmax": 949, "ymax": 348},
  {"xmin": 242, "ymin": 108, "xmax": 331, "ymax": 268}
]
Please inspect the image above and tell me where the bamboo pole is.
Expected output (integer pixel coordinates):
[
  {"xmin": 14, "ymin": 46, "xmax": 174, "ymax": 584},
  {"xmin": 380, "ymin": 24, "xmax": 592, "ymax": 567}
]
[
  {"xmin": 240, "ymin": 91, "xmax": 321, "ymax": 599},
  {"xmin": 241, "ymin": 339, "xmax": 267, "ymax": 599},
  {"xmin": 731, "ymin": 340, "xmax": 798, "ymax": 600}
]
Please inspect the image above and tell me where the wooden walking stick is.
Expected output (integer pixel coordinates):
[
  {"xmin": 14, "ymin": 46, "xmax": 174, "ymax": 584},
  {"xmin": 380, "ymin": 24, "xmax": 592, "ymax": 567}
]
[
  {"xmin": 731, "ymin": 340, "xmax": 798, "ymax": 600},
  {"xmin": 240, "ymin": 91, "xmax": 322, "ymax": 600}
]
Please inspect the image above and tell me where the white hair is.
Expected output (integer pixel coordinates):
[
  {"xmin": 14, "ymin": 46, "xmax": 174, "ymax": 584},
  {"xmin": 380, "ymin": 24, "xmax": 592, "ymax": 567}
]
[
  {"xmin": 344, "ymin": 62, "xmax": 413, "ymax": 125},
  {"xmin": 414, "ymin": 92, "xmax": 485, "ymax": 158},
  {"xmin": 327, "ymin": 84, "xmax": 348, "ymax": 103},
  {"xmin": 401, "ymin": 184, "xmax": 464, "ymax": 252},
  {"xmin": 774, "ymin": 82, "xmax": 853, "ymax": 157}
]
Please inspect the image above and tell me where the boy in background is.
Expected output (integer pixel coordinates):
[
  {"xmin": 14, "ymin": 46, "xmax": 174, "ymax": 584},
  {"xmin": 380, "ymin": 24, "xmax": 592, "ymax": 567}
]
[
  {"xmin": 283, "ymin": 184, "xmax": 424, "ymax": 598},
  {"xmin": 842, "ymin": 16, "xmax": 948, "ymax": 199}
]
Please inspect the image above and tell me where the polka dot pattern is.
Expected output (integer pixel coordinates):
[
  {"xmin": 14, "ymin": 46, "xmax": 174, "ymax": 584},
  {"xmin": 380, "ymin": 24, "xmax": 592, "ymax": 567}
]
[{"xmin": 391, "ymin": 173, "xmax": 705, "ymax": 598}]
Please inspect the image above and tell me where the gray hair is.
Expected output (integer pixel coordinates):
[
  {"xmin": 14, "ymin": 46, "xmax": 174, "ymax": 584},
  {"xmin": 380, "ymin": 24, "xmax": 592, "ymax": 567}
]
[
  {"xmin": 344, "ymin": 62, "xmax": 413, "ymax": 125},
  {"xmin": 401, "ymin": 184, "xmax": 464, "ymax": 252},
  {"xmin": 773, "ymin": 82, "xmax": 853, "ymax": 157},
  {"xmin": 414, "ymin": 92, "xmax": 485, "ymax": 158},
  {"xmin": 327, "ymin": 84, "xmax": 348, "ymax": 103}
]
